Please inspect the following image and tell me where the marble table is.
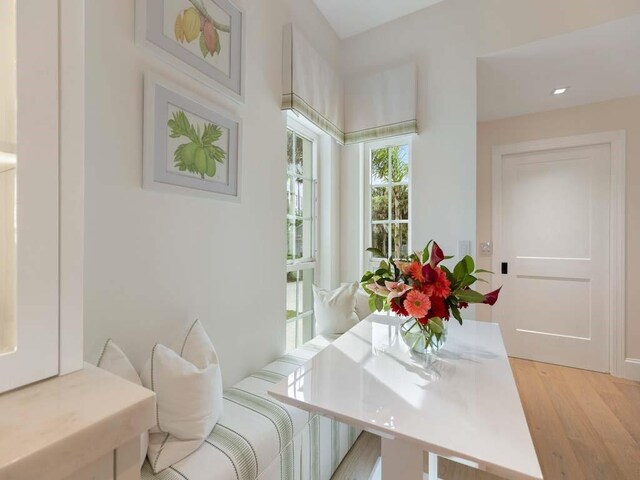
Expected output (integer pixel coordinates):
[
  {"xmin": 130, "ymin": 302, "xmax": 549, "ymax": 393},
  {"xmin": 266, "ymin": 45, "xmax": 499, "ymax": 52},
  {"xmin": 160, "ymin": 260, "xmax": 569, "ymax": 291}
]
[{"xmin": 268, "ymin": 315, "xmax": 542, "ymax": 480}]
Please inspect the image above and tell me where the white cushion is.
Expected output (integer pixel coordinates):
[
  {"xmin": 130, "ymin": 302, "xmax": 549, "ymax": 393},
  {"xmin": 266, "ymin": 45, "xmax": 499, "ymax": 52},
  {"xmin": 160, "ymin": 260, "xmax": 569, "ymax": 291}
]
[
  {"xmin": 342, "ymin": 282, "xmax": 372, "ymax": 321},
  {"xmin": 96, "ymin": 339, "xmax": 149, "ymax": 469},
  {"xmin": 313, "ymin": 283, "xmax": 359, "ymax": 335},
  {"xmin": 141, "ymin": 320, "xmax": 223, "ymax": 473}
]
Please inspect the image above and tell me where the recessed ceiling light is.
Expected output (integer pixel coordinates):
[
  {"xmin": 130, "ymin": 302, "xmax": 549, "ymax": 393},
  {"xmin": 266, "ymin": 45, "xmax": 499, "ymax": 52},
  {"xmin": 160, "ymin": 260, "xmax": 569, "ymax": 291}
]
[{"xmin": 552, "ymin": 87, "xmax": 570, "ymax": 95}]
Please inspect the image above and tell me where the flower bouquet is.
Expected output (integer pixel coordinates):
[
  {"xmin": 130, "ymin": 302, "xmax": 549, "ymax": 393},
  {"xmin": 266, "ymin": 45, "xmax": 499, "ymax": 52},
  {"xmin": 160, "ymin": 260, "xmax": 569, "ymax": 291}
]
[{"xmin": 361, "ymin": 241, "xmax": 501, "ymax": 354}]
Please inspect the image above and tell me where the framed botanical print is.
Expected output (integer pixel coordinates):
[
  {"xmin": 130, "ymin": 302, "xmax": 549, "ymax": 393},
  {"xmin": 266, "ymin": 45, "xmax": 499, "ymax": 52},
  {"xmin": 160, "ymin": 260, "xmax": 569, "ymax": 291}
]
[
  {"xmin": 143, "ymin": 73, "xmax": 241, "ymax": 200},
  {"xmin": 136, "ymin": 0, "xmax": 244, "ymax": 102}
]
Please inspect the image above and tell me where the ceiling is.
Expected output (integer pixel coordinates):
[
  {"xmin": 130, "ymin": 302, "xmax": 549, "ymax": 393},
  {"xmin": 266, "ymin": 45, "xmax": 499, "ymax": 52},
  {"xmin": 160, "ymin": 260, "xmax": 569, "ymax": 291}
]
[
  {"xmin": 312, "ymin": 0, "xmax": 446, "ymax": 39},
  {"xmin": 478, "ymin": 14, "xmax": 640, "ymax": 121}
]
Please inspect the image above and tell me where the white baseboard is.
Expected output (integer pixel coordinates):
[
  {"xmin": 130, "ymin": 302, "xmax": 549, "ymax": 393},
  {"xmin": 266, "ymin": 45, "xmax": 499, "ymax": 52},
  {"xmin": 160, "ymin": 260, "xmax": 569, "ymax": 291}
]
[{"xmin": 624, "ymin": 358, "xmax": 640, "ymax": 381}]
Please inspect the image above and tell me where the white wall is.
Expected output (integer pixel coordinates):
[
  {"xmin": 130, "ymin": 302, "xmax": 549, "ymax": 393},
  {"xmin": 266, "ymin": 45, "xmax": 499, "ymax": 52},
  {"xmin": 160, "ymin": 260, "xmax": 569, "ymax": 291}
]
[
  {"xmin": 0, "ymin": 0, "xmax": 16, "ymax": 353},
  {"xmin": 338, "ymin": 0, "xmax": 640, "ymax": 285},
  {"xmin": 0, "ymin": 169, "xmax": 15, "ymax": 353},
  {"xmin": 0, "ymin": 0, "xmax": 16, "ymax": 150},
  {"xmin": 83, "ymin": 0, "xmax": 341, "ymax": 386}
]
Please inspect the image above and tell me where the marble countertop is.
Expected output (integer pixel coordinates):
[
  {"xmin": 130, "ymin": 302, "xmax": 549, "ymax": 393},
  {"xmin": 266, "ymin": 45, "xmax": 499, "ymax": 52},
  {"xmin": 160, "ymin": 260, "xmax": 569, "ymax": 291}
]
[{"xmin": 0, "ymin": 363, "xmax": 155, "ymax": 479}]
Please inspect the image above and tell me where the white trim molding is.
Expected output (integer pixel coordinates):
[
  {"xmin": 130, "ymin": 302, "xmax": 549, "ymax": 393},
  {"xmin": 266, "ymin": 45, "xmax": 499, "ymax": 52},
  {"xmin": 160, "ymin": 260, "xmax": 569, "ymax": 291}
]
[
  {"xmin": 624, "ymin": 358, "xmax": 640, "ymax": 381},
  {"xmin": 491, "ymin": 131, "xmax": 627, "ymax": 378}
]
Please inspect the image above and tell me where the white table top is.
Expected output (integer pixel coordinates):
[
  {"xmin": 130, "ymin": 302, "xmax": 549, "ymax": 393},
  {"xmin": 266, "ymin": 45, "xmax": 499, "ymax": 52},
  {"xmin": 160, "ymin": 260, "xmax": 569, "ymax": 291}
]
[{"xmin": 269, "ymin": 315, "xmax": 542, "ymax": 480}]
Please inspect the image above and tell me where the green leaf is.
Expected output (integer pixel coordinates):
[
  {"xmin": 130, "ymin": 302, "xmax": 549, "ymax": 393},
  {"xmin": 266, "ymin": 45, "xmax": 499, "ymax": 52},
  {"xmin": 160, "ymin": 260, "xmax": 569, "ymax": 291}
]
[
  {"xmin": 429, "ymin": 317, "xmax": 443, "ymax": 334},
  {"xmin": 422, "ymin": 240, "xmax": 433, "ymax": 264},
  {"xmin": 456, "ymin": 289, "xmax": 486, "ymax": 303},
  {"xmin": 199, "ymin": 33, "xmax": 209, "ymax": 57},
  {"xmin": 450, "ymin": 304, "xmax": 463, "ymax": 324},
  {"xmin": 204, "ymin": 144, "xmax": 226, "ymax": 165},
  {"xmin": 464, "ymin": 255, "xmax": 475, "ymax": 273},
  {"xmin": 202, "ymin": 123, "xmax": 223, "ymax": 145},
  {"xmin": 361, "ymin": 272, "xmax": 374, "ymax": 283},
  {"xmin": 453, "ymin": 259, "xmax": 468, "ymax": 281},
  {"xmin": 368, "ymin": 296, "xmax": 377, "ymax": 312},
  {"xmin": 167, "ymin": 111, "xmax": 201, "ymax": 145},
  {"xmin": 475, "ymin": 269, "xmax": 494, "ymax": 274},
  {"xmin": 366, "ymin": 247, "xmax": 385, "ymax": 258},
  {"xmin": 375, "ymin": 295, "xmax": 384, "ymax": 312},
  {"xmin": 460, "ymin": 274, "xmax": 477, "ymax": 289}
]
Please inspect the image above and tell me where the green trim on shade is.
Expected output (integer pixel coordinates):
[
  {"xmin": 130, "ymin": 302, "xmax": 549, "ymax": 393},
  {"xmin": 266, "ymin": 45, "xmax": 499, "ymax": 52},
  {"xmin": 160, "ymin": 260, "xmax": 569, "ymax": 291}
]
[
  {"xmin": 282, "ymin": 93, "xmax": 418, "ymax": 145},
  {"xmin": 344, "ymin": 119, "xmax": 418, "ymax": 144},
  {"xmin": 281, "ymin": 93, "xmax": 344, "ymax": 144}
]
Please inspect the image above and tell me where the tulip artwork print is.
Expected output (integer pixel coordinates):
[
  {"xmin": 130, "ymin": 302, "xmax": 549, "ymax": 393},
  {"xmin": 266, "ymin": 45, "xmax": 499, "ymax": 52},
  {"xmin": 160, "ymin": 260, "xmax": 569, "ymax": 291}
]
[{"xmin": 361, "ymin": 241, "xmax": 502, "ymax": 354}]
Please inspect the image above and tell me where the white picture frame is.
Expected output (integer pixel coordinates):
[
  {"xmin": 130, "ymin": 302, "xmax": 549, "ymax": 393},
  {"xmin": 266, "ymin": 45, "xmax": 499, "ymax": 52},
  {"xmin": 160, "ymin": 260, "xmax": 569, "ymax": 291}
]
[
  {"xmin": 136, "ymin": 0, "xmax": 245, "ymax": 103},
  {"xmin": 143, "ymin": 72, "xmax": 242, "ymax": 201}
]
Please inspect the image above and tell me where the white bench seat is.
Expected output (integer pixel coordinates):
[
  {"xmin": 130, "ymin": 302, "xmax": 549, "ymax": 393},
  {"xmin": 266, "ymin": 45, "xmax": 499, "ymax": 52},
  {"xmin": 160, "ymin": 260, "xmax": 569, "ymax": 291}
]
[{"xmin": 142, "ymin": 335, "xmax": 361, "ymax": 480}]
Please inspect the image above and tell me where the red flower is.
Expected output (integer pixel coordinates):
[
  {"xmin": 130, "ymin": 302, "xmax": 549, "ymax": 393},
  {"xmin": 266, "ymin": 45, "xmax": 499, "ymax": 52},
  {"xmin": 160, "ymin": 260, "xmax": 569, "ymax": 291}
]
[
  {"xmin": 428, "ymin": 295, "xmax": 450, "ymax": 320},
  {"xmin": 390, "ymin": 297, "xmax": 409, "ymax": 316},
  {"xmin": 429, "ymin": 241, "xmax": 445, "ymax": 268},
  {"xmin": 421, "ymin": 263, "xmax": 439, "ymax": 284},
  {"xmin": 421, "ymin": 282, "xmax": 435, "ymax": 297},
  {"xmin": 459, "ymin": 302, "xmax": 469, "ymax": 309},
  {"xmin": 407, "ymin": 261, "xmax": 424, "ymax": 282},
  {"xmin": 432, "ymin": 268, "xmax": 451, "ymax": 298},
  {"xmin": 483, "ymin": 287, "xmax": 502, "ymax": 306},
  {"xmin": 416, "ymin": 316, "xmax": 429, "ymax": 325}
]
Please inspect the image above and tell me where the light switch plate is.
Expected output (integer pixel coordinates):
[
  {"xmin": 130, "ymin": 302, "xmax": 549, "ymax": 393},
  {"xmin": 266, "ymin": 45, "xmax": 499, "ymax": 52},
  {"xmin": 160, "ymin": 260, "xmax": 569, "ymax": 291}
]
[
  {"xmin": 458, "ymin": 240, "xmax": 472, "ymax": 258},
  {"xmin": 479, "ymin": 241, "xmax": 493, "ymax": 256}
]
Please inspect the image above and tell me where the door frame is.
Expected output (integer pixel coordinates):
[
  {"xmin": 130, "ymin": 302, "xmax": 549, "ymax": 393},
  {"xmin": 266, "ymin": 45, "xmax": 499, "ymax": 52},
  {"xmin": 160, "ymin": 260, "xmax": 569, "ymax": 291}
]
[{"xmin": 491, "ymin": 131, "xmax": 626, "ymax": 377}]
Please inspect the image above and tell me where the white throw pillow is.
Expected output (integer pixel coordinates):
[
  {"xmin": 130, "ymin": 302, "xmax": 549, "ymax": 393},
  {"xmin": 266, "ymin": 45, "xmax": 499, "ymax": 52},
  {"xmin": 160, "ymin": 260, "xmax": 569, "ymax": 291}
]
[
  {"xmin": 313, "ymin": 283, "xmax": 359, "ymax": 335},
  {"xmin": 141, "ymin": 320, "xmax": 223, "ymax": 473},
  {"xmin": 96, "ymin": 339, "xmax": 149, "ymax": 469},
  {"xmin": 342, "ymin": 282, "xmax": 372, "ymax": 321}
]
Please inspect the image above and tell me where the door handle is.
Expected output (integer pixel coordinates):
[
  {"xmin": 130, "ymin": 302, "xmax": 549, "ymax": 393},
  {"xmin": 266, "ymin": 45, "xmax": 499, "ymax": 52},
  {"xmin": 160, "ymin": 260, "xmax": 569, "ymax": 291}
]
[{"xmin": 501, "ymin": 262, "xmax": 508, "ymax": 274}]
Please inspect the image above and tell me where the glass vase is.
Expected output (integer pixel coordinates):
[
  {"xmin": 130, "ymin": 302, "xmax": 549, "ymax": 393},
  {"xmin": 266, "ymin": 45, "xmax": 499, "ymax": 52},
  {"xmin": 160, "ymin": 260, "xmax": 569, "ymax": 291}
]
[{"xmin": 400, "ymin": 318, "xmax": 448, "ymax": 354}]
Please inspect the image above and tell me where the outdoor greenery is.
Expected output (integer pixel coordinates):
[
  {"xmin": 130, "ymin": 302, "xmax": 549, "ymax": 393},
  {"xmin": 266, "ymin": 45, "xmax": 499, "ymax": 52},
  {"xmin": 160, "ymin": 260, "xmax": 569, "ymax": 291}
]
[{"xmin": 371, "ymin": 145, "xmax": 409, "ymax": 258}]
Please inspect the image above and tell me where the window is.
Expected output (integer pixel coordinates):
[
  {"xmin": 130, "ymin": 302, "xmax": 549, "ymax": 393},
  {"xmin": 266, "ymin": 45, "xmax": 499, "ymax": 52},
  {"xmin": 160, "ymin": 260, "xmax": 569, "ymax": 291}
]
[
  {"xmin": 286, "ymin": 125, "xmax": 317, "ymax": 352},
  {"xmin": 365, "ymin": 139, "xmax": 410, "ymax": 269}
]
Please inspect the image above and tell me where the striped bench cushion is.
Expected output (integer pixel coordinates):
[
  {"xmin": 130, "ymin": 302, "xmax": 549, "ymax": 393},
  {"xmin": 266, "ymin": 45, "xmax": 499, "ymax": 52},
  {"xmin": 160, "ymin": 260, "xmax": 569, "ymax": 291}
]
[{"xmin": 142, "ymin": 334, "xmax": 360, "ymax": 480}]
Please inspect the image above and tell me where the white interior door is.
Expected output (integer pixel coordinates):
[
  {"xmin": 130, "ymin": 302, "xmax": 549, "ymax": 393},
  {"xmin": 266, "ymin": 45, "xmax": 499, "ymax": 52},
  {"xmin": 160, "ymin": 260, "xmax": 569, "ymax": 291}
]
[{"xmin": 494, "ymin": 142, "xmax": 611, "ymax": 372}]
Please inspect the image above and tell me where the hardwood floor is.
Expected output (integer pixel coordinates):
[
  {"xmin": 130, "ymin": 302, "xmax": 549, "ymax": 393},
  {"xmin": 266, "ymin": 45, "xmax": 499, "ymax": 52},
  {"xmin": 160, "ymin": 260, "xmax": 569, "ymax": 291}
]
[{"xmin": 331, "ymin": 358, "xmax": 640, "ymax": 480}]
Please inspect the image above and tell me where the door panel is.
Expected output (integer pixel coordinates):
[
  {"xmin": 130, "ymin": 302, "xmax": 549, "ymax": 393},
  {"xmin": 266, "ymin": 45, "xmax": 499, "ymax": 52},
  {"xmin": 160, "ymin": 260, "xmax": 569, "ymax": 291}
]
[{"xmin": 497, "ymin": 143, "xmax": 610, "ymax": 372}]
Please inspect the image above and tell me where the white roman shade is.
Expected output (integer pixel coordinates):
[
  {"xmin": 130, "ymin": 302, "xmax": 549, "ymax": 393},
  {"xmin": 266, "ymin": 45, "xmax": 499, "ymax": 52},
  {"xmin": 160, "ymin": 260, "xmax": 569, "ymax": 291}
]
[
  {"xmin": 282, "ymin": 26, "xmax": 418, "ymax": 145},
  {"xmin": 344, "ymin": 63, "xmax": 418, "ymax": 144},
  {"xmin": 282, "ymin": 24, "xmax": 344, "ymax": 143}
]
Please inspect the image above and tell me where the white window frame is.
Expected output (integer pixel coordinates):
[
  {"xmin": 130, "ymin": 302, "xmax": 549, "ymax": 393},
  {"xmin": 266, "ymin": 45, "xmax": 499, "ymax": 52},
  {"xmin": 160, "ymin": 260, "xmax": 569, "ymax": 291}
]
[
  {"xmin": 363, "ymin": 136, "xmax": 413, "ymax": 272},
  {"xmin": 286, "ymin": 116, "xmax": 319, "ymax": 351}
]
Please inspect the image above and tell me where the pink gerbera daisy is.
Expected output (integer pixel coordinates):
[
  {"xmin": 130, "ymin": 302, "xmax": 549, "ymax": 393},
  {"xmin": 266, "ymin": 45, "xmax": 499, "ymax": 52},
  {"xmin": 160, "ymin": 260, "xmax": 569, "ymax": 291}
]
[{"xmin": 404, "ymin": 290, "xmax": 431, "ymax": 319}]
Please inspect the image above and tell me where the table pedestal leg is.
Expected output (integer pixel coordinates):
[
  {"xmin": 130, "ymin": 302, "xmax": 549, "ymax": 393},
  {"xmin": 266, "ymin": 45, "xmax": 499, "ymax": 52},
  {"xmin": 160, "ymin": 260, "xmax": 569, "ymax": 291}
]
[{"xmin": 380, "ymin": 437, "xmax": 429, "ymax": 480}]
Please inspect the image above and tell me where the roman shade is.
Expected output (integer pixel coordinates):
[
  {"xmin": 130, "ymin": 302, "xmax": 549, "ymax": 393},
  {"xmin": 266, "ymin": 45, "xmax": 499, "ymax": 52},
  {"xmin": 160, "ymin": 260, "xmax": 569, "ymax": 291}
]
[
  {"xmin": 344, "ymin": 63, "xmax": 418, "ymax": 144},
  {"xmin": 282, "ymin": 25, "xmax": 418, "ymax": 144},
  {"xmin": 281, "ymin": 24, "xmax": 344, "ymax": 143}
]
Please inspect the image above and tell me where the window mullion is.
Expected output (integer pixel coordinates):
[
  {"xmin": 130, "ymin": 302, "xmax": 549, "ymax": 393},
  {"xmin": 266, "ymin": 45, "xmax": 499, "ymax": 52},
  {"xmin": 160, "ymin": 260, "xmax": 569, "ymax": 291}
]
[{"xmin": 387, "ymin": 147, "xmax": 392, "ymax": 257}]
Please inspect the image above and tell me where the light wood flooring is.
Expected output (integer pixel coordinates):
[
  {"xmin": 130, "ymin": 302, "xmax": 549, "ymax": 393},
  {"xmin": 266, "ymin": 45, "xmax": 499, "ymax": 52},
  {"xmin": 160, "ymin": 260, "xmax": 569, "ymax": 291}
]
[{"xmin": 331, "ymin": 358, "xmax": 640, "ymax": 480}]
